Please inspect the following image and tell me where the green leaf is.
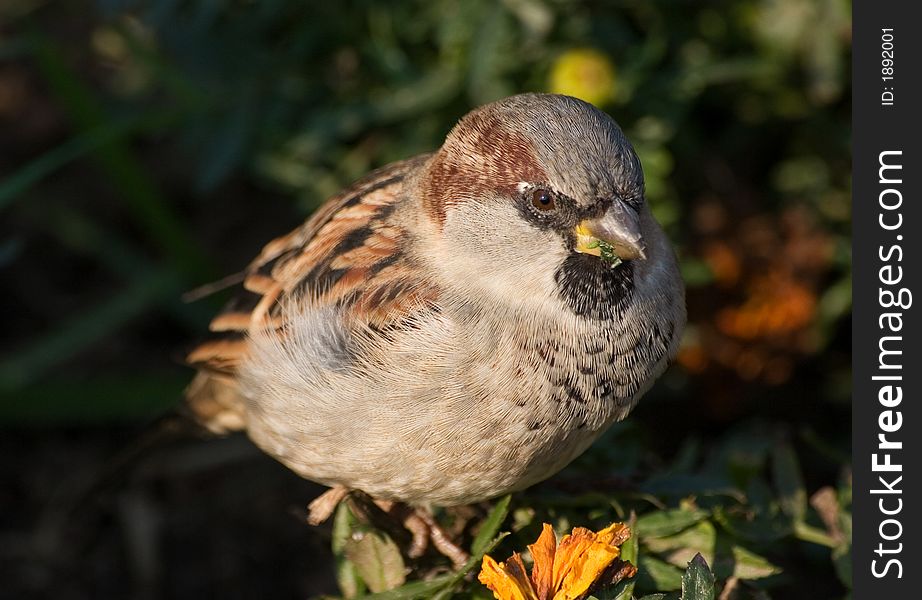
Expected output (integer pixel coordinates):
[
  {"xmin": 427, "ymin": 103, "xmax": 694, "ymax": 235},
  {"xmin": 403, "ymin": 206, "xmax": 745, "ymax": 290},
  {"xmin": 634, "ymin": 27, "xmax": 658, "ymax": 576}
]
[
  {"xmin": 637, "ymin": 555, "xmax": 684, "ymax": 592},
  {"xmin": 450, "ymin": 532, "xmax": 510, "ymax": 599},
  {"xmin": 792, "ymin": 521, "xmax": 837, "ymax": 548},
  {"xmin": 645, "ymin": 520, "xmax": 716, "ymax": 568},
  {"xmin": 681, "ymin": 554, "xmax": 715, "ymax": 600},
  {"xmin": 333, "ymin": 503, "xmax": 366, "ymax": 598},
  {"xmin": 714, "ymin": 544, "xmax": 782, "ymax": 580},
  {"xmin": 636, "ymin": 509, "xmax": 710, "ymax": 539},
  {"xmin": 620, "ymin": 518, "xmax": 639, "ymax": 566},
  {"xmin": 731, "ymin": 545, "xmax": 782, "ymax": 580},
  {"xmin": 712, "ymin": 506, "xmax": 792, "ymax": 543},
  {"xmin": 359, "ymin": 575, "xmax": 454, "ymax": 600},
  {"xmin": 833, "ymin": 541, "xmax": 852, "ymax": 589},
  {"xmin": 611, "ymin": 514, "xmax": 639, "ymax": 600},
  {"xmin": 344, "ymin": 530, "xmax": 406, "ymax": 593},
  {"xmin": 834, "ymin": 504, "xmax": 853, "ymax": 588},
  {"xmin": 771, "ymin": 439, "xmax": 807, "ymax": 522},
  {"xmin": 471, "ymin": 495, "xmax": 512, "ymax": 556}
]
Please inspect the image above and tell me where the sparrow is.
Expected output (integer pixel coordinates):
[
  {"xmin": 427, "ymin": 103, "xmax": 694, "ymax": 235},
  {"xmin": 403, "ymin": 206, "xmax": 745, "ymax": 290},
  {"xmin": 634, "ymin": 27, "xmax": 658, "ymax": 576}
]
[{"xmin": 185, "ymin": 93, "xmax": 685, "ymax": 513}]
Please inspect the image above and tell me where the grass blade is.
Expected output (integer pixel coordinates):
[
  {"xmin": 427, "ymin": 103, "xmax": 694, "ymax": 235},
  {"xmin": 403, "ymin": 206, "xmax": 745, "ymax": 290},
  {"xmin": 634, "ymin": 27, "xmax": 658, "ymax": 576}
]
[{"xmin": 471, "ymin": 494, "xmax": 511, "ymax": 556}]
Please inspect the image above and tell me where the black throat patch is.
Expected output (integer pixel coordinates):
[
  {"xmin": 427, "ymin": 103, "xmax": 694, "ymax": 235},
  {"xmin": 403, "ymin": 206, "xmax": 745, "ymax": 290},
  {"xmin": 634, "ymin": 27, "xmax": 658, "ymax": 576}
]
[{"xmin": 554, "ymin": 253, "xmax": 635, "ymax": 321}]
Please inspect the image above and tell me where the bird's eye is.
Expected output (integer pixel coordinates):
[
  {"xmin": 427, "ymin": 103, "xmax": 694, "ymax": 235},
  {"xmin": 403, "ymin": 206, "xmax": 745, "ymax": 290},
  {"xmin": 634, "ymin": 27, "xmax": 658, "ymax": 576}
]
[{"xmin": 530, "ymin": 188, "xmax": 557, "ymax": 211}]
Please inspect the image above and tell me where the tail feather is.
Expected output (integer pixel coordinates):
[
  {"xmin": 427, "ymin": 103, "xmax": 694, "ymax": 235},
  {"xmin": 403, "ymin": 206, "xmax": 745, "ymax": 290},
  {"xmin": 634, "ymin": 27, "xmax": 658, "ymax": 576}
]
[{"xmin": 183, "ymin": 372, "xmax": 248, "ymax": 435}]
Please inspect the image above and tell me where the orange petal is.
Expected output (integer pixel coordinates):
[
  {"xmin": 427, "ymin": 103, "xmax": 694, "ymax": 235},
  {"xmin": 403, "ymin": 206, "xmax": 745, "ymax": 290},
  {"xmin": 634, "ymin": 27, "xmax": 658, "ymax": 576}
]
[
  {"xmin": 551, "ymin": 528, "xmax": 593, "ymax": 588},
  {"xmin": 551, "ymin": 527, "xmax": 622, "ymax": 600},
  {"xmin": 595, "ymin": 522, "xmax": 632, "ymax": 547},
  {"xmin": 479, "ymin": 553, "xmax": 540, "ymax": 600},
  {"xmin": 528, "ymin": 524, "xmax": 557, "ymax": 600},
  {"xmin": 555, "ymin": 543, "xmax": 619, "ymax": 600}
]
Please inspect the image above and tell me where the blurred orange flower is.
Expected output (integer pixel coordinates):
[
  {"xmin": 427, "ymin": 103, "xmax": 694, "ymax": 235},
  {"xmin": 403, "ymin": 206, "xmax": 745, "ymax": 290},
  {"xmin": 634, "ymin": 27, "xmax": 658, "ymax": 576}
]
[
  {"xmin": 716, "ymin": 271, "xmax": 817, "ymax": 340},
  {"xmin": 479, "ymin": 522, "xmax": 635, "ymax": 600}
]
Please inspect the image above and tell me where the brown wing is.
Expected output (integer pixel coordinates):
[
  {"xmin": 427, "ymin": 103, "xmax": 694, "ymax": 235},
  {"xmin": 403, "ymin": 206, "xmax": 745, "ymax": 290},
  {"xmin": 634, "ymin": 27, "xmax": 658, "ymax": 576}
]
[{"xmin": 184, "ymin": 154, "xmax": 432, "ymax": 432}]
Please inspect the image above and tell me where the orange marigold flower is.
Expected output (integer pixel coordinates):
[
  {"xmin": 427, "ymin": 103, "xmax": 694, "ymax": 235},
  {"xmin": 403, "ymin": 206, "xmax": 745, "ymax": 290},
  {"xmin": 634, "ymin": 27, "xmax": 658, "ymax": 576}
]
[{"xmin": 479, "ymin": 522, "xmax": 636, "ymax": 600}]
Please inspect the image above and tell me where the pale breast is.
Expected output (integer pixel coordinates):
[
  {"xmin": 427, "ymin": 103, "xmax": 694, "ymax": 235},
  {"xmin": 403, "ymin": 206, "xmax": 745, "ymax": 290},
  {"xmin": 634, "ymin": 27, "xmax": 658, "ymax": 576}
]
[{"xmin": 239, "ymin": 291, "xmax": 678, "ymax": 506}]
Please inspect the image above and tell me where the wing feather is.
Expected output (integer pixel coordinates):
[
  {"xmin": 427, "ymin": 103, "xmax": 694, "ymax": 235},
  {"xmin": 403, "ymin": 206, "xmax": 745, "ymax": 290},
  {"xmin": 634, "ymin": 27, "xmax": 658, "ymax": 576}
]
[{"xmin": 184, "ymin": 154, "xmax": 436, "ymax": 432}]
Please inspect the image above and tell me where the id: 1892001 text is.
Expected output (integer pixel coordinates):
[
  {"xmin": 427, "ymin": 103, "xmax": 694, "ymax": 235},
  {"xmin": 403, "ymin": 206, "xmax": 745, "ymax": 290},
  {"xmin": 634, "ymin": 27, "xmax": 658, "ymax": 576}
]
[{"xmin": 882, "ymin": 28, "xmax": 894, "ymax": 106}]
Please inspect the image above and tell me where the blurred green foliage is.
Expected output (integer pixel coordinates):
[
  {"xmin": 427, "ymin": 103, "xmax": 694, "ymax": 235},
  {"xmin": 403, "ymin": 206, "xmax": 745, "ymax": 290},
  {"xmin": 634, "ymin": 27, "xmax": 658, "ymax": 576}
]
[
  {"xmin": 1, "ymin": 0, "xmax": 850, "ymax": 406},
  {"xmin": 1, "ymin": 0, "xmax": 851, "ymax": 598}
]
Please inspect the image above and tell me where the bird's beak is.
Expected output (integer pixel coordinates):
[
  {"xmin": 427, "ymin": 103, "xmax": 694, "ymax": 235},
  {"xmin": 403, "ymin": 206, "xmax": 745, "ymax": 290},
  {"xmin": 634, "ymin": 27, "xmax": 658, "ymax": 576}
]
[{"xmin": 573, "ymin": 200, "xmax": 646, "ymax": 261}]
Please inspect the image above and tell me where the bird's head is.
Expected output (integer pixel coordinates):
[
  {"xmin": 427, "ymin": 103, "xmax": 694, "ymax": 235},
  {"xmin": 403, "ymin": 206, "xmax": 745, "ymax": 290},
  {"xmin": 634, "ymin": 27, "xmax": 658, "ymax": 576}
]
[{"xmin": 417, "ymin": 93, "xmax": 683, "ymax": 322}]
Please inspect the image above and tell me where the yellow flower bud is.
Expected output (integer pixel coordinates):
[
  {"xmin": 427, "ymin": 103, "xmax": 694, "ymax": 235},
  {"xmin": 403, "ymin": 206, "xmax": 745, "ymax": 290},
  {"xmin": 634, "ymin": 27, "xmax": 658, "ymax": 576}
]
[{"xmin": 549, "ymin": 49, "xmax": 617, "ymax": 107}]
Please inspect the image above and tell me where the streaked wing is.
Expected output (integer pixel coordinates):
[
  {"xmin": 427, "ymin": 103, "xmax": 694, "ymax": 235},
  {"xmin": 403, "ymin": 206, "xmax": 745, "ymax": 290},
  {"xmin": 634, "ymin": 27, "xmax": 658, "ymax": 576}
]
[{"xmin": 185, "ymin": 154, "xmax": 432, "ymax": 411}]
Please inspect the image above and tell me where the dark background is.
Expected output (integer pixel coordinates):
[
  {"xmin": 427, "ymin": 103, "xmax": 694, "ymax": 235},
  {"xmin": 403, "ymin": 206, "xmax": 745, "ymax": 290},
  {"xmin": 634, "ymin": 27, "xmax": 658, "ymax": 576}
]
[{"xmin": 1, "ymin": 1, "xmax": 851, "ymax": 598}]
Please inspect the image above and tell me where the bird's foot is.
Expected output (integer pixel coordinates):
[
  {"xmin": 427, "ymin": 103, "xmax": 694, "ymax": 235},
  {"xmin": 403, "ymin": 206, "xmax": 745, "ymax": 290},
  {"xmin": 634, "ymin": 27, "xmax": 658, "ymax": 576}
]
[
  {"xmin": 308, "ymin": 489, "xmax": 469, "ymax": 567},
  {"xmin": 306, "ymin": 485, "xmax": 349, "ymax": 525},
  {"xmin": 370, "ymin": 499, "xmax": 430, "ymax": 559},
  {"xmin": 368, "ymin": 501, "xmax": 469, "ymax": 566},
  {"xmin": 413, "ymin": 508, "xmax": 470, "ymax": 567}
]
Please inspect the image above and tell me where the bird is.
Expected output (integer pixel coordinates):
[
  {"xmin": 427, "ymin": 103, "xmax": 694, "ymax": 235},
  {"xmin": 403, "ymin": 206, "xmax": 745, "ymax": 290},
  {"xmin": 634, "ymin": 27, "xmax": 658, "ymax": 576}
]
[{"xmin": 184, "ymin": 92, "xmax": 686, "ymax": 523}]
